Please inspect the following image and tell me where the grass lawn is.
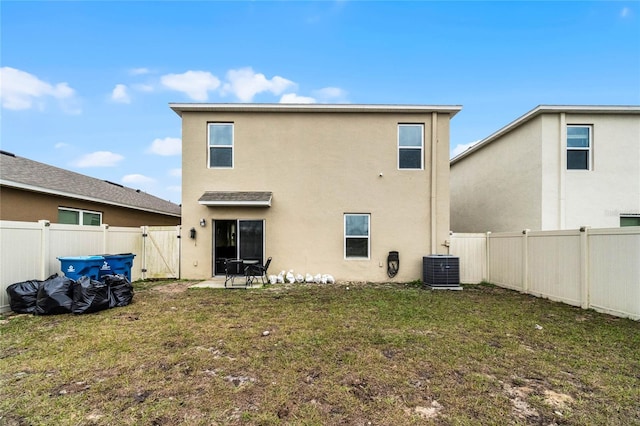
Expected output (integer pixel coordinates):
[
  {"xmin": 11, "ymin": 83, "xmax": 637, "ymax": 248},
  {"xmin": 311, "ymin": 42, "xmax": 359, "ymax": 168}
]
[{"xmin": 1, "ymin": 281, "xmax": 639, "ymax": 425}]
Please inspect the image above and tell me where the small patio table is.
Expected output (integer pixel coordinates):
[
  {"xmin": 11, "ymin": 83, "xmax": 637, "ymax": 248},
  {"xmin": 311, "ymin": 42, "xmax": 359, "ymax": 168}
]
[{"xmin": 224, "ymin": 259, "xmax": 259, "ymax": 288}]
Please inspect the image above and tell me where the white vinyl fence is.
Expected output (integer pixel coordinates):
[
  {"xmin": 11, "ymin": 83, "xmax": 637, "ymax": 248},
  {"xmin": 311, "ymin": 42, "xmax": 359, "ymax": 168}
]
[
  {"xmin": 450, "ymin": 227, "xmax": 640, "ymax": 320},
  {"xmin": 447, "ymin": 233, "xmax": 487, "ymax": 284},
  {"xmin": 1, "ymin": 220, "xmax": 181, "ymax": 313}
]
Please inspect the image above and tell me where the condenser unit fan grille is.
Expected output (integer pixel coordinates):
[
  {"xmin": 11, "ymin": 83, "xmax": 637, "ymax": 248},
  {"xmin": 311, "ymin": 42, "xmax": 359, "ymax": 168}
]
[{"xmin": 423, "ymin": 255, "xmax": 461, "ymax": 290}]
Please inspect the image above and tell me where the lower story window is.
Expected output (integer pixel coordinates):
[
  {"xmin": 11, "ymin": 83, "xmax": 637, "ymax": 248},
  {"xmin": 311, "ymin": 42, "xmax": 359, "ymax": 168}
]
[
  {"xmin": 344, "ymin": 213, "xmax": 370, "ymax": 259},
  {"xmin": 620, "ymin": 215, "xmax": 640, "ymax": 227},
  {"xmin": 58, "ymin": 207, "xmax": 102, "ymax": 226}
]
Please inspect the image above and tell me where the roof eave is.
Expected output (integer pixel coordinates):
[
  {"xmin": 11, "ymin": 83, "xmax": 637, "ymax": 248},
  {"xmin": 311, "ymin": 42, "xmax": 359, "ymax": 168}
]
[
  {"xmin": 170, "ymin": 103, "xmax": 462, "ymax": 118},
  {"xmin": 451, "ymin": 104, "xmax": 640, "ymax": 165}
]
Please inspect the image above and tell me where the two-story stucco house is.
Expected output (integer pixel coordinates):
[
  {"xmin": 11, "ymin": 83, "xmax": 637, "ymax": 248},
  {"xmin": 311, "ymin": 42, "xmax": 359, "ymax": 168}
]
[
  {"xmin": 450, "ymin": 105, "xmax": 640, "ymax": 233},
  {"xmin": 171, "ymin": 103, "xmax": 461, "ymax": 282}
]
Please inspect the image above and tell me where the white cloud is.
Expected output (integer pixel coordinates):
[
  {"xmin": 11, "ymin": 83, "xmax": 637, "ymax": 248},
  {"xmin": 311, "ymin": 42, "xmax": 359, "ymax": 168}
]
[
  {"xmin": 0, "ymin": 67, "xmax": 77, "ymax": 111},
  {"xmin": 130, "ymin": 67, "xmax": 150, "ymax": 75},
  {"xmin": 160, "ymin": 70, "xmax": 220, "ymax": 101},
  {"xmin": 128, "ymin": 67, "xmax": 336, "ymax": 105},
  {"xmin": 620, "ymin": 7, "xmax": 632, "ymax": 18},
  {"xmin": 73, "ymin": 151, "xmax": 124, "ymax": 168},
  {"xmin": 451, "ymin": 140, "xmax": 482, "ymax": 158},
  {"xmin": 280, "ymin": 93, "xmax": 316, "ymax": 104},
  {"xmin": 313, "ymin": 86, "xmax": 348, "ymax": 102},
  {"xmin": 168, "ymin": 168, "xmax": 182, "ymax": 178},
  {"xmin": 147, "ymin": 137, "xmax": 181, "ymax": 156},
  {"xmin": 131, "ymin": 67, "xmax": 313, "ymax": 103},
  {"xmin": 111, "ymin": 84, "xmax": 131, "ymax": 103},
  {"xmin": 222, "ymin": 67, "xmax": 296, "ymax": 102},
  {"xmin": 122, "ymin": 174, "xmax": 156, "ymax": 184},
  {"xmin": 54, "ymin": 142, "xmax": 69, "ymax": 149}
]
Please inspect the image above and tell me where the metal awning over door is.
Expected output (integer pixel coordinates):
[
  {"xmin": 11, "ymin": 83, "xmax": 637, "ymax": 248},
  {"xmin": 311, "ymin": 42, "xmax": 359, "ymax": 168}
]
[{"xmin": 198, "ymin": 191, "xmax": 272, "ymax": 207}]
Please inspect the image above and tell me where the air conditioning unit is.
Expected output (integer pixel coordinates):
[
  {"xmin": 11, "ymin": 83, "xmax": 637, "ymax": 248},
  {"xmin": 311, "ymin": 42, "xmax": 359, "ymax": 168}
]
[{"xmin": 423, "ymin": 255, "xmax": 462, "ymax": 290}]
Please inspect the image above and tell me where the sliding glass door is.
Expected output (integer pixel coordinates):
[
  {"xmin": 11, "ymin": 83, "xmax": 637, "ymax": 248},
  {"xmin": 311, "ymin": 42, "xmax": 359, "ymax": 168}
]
[
  {"xmin": 214, "ymin": 219, "xmax": 264, "ymax": 275},
  {"xmin": 238, "ymin": 220, "xmax": 264, "ymax": 264}
]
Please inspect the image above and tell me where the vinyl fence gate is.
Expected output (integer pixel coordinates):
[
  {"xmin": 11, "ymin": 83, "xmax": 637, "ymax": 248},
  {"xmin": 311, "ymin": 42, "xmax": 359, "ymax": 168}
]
[{"xmin": 0, "ymin": 221, "xmax": 181, "ymax": 312}]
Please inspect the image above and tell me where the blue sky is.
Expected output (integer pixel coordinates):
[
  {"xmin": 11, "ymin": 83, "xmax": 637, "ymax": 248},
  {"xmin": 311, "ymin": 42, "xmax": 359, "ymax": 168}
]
[{"xmin": 2, "ymin": 1, "xmax": 639, "ymax": 204}]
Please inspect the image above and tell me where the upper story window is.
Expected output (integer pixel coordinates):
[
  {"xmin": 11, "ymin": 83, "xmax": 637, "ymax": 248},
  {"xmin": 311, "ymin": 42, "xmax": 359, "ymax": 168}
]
[
  {"xmin": 398, "ymin": 124, "xmax": 424, "ymax": 169},
  {"xmin": 344, "ymin": 213, "xmax": 370, "ymax": 259},
  {"xmin": 567, "ymin": 125, "xmax": 592, "ymax": 170},
  {"xmin": 208, "ymin": 123, "xmax": 234, "ymax": 168},
  {"xmin": 58, "ymin": 207, "xmax": 102, "ymax": 226}
]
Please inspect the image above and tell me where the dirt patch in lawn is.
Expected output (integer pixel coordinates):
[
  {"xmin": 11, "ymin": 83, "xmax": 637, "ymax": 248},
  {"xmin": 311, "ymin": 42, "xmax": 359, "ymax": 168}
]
[
  {"xmin": 503, "ymin": 376, "xmax": 576, "ymax": 422},
  {"xmin": 150, "ymin": 280, "xmax": 196, "ymax": 294}
]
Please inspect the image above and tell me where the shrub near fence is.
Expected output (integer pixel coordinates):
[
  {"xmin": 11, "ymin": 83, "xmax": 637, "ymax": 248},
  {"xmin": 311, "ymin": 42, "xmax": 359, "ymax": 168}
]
[
  {"xmin": 450, "ymin": 227, "xmax": 640, "ymax": 320},
  {"xmin": 1, "ymin": 220, "xmax": 180, "ymax": 313}
]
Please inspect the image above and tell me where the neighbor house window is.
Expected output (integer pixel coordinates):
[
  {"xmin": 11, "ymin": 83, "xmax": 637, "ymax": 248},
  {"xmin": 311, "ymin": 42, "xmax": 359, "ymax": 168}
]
[
  {"xmin": 620, "ymin": 215, "xmax": 640, "ymax": 227},
  {"xmin": 344, "ymin": 214, "xmax": 370, "ymax": 259},
  {"xmin": 58, "ymin": 208, "xmax": 102, "ymax": 226},
  {"xmin": 567, "ymin": 125, "xmax": 592, "ymax": 170},
  {"xmin": 398, "ymin": 124, "xmax": 424, "ymax": 169},
  {"xmin": 208, "ymin": 123, "xmax": 234, "ymax": 168}
]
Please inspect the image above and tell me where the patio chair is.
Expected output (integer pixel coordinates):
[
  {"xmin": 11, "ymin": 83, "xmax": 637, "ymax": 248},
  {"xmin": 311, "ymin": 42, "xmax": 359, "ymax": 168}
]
[
  {"xmin": 224, "ymin": 258, "xmax": 245, "ymax": 288},
  {"xmin": 246, "ymin": 257, "xmax": 272, "ymax": 285}
]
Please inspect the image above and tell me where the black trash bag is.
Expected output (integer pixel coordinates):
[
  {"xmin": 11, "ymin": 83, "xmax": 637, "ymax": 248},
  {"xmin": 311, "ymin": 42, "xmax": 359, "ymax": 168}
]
[
  {"xmin": 7, "ymin": 280, "xmax": 42, "ymax": 314},
  {"xmin": 6, "ymin": 274, "xmax": 60, "ymax": 314},
  {"xmin": 102, "ymin": 274, "xmax": 134, "ymax": 307},
  {"xmin": 35, "ymin": 275, "xmax": 74, "ymax": 315},
  {"xmin": 72, "ymin": 276, "xmax": 114, "ymax": 314}
]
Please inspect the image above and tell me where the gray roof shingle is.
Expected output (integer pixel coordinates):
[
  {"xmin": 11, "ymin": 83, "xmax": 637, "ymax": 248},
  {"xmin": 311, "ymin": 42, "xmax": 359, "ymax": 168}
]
[{"xmin": 0, "ymin": 151, "xmax": 181, "ymax": 217}]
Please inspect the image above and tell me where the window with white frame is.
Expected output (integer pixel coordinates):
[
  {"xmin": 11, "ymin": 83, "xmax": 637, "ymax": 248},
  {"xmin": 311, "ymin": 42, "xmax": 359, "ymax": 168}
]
[
  {"xmin": 344, "ymin": 214, "xmax": 370, "ymax": 259},
  {"xmin": 208, "ymin": 123, "xmax": 234, "ymax": 168},
  {"xmin": 398, "ymin": 124, "xmax": 424, "ymax": 169},
  {"xmin": 567, "ymin": 125, "xmax": 592, "ymax": 170},
  {"xmin": 58, "ymin": 207, "xmax": 102, "ymax": 226}
]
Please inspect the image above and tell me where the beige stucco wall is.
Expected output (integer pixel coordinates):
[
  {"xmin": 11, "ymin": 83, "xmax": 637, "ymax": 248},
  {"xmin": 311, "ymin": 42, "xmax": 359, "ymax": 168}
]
[
  {"xmin": 539, "ymin": 114, "xmax": 562, "ymax": 229},
  {"xmin": 450, "ymin": 117, "xmax": 543, "ymax": 232},
  {"xmin": 180, "ymin": 110, "xmax": 453, "ymax": 282}
]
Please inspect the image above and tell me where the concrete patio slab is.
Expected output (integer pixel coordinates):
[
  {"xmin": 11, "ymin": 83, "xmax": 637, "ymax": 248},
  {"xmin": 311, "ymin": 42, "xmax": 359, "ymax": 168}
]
[{"xmin": 189, "ymin": 276, "xmax": 264, "ymax": 289}]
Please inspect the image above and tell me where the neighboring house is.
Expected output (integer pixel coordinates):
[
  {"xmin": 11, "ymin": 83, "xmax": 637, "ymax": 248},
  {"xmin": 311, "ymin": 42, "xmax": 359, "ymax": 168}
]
[
  {"xmin": 0, "ymin": 151, "xmax": 181, "ymax": 227},
  {"xmin": 450, "ymin": 105, "xmax": 640, "ymax": 233},
  {"xmin": 170, "ymin": 103, "xmax": 461, "ymax": 282}
]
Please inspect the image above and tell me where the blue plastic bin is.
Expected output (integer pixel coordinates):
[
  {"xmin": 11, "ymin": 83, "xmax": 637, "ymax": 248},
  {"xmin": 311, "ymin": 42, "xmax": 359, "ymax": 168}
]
[
  {"xmin": 98, "ymin": 253, "xmax": 136, "ymax": 279},
  {"xmin": 58, "ymin": 256, "xmax": 105, "ymax": 281}
]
